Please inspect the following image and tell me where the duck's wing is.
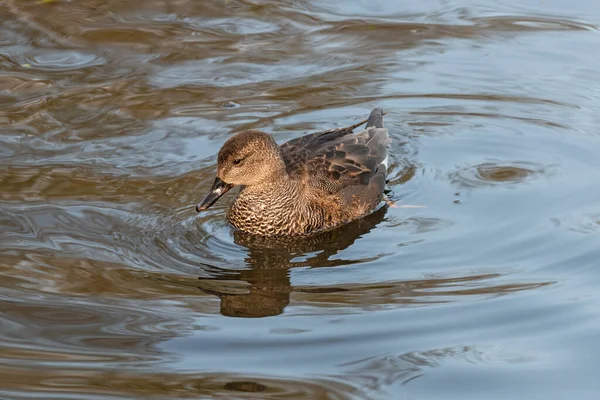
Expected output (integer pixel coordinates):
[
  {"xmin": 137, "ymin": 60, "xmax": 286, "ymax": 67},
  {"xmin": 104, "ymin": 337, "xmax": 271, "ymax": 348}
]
[
  {"xmin": 281, "ymin": 109, "xmax": 389, "ymax": 194},
  {"xmin": 279, "ymin": 117, "xmax": 369, "ymax": 167}
]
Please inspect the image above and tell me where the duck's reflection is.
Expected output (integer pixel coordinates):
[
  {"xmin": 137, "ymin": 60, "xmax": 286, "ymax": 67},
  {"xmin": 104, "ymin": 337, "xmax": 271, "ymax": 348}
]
[{"xmin": 198, "ymin": 206, "xmax": 388, "ymax": 318}]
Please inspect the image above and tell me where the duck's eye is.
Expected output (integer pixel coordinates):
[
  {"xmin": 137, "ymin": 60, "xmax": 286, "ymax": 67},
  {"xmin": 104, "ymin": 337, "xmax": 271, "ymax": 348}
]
[{"xmin": 233, "ymin": 158, "xmax": 243, "ymax": 165}]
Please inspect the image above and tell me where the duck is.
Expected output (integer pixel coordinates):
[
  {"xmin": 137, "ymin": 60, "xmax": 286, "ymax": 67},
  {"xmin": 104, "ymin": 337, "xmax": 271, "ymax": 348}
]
[{"xmin": 196, "ymin": 108, "xmax": 389, "ymax": 237}]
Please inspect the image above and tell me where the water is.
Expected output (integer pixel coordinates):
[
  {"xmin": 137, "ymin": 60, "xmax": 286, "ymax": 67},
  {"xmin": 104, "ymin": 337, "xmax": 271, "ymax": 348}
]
[{"xmin": 2, "ymin": 0, "xmax": 600, "ymax": 398}]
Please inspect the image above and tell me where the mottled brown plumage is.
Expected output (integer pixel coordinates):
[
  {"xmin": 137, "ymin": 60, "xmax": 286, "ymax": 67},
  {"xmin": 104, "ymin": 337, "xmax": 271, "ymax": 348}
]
[{"xmin": 196, "ymin": 108, "xmax": 389, "ymax": 237}]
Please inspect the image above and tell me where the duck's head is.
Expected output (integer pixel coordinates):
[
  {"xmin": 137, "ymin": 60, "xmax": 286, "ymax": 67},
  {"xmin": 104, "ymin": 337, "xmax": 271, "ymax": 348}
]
[{"xmin": 196, "ymin": 130, "xmax": 286, "ymax": 211}]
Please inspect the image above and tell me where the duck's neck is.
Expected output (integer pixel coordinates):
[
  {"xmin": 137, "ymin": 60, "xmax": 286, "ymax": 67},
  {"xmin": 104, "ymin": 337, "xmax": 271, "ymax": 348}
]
[
  {"xmin": 266, "ymin": 151, "xmax": 288, "ymax": 181},
  {"xmin": 252, "ymin": 154, "xmax": 289, "ymax": 187}
]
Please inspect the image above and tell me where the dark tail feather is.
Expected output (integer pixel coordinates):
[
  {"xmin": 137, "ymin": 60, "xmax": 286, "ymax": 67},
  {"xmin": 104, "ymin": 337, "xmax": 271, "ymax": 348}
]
[{"xmin": 366, "ymin": 108, "xmax": 384, "ymax": 129}]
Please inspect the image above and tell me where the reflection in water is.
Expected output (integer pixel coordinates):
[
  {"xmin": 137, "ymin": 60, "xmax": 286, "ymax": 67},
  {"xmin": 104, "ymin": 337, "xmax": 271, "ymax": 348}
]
[
  {"xmin": 197, "ymin": 202, "xmax": 553, "ymax": 318},
  {"xmin": 199, "ymin": 206, "xmax": 388, "ymax": 317}
]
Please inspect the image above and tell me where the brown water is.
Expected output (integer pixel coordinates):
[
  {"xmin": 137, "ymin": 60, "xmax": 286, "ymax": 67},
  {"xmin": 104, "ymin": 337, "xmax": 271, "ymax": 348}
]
[{"xmin": 2, "ymin": 0, "xmax": 600, "ymax": 398}]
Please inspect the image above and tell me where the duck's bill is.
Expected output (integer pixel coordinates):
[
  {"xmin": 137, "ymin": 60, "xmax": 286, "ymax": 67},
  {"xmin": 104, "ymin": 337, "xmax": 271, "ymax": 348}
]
[{"xmin": 196, "ymin": 177, "xmax": 234, "ymax": 211}]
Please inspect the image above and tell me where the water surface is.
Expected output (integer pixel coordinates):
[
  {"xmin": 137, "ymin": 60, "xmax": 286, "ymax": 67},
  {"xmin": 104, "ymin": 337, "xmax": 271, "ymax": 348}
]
[{"xmin": 2, "ymin": 0, "xmax": 600, "ymax": 399}]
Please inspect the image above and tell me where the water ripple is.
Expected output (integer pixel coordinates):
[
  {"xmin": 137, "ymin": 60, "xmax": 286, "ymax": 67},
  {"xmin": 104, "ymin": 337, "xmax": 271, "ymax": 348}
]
[
  {"xmin": 449, "ymin": 161, "xmax": 551, "ymax": 189},
  {"xmin": 2, "ymin": 0, "xmax": 600, "ymax": 399}
]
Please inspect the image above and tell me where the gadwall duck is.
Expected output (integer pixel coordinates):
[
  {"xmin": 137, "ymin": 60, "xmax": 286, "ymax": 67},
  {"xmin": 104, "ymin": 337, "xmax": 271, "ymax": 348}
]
[{"xmin": 196, "ymin": 108, "xmax": 389, "ymax": 237}]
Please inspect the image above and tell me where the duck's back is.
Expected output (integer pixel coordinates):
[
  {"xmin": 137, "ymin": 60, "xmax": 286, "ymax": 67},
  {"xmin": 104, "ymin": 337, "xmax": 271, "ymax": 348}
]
[
  {"xmin": 280, "ymin": 108, "xmax": 389, "ymax": 230},
  {"xmin": 284, "ymin": 109, "xmax": 386, "ymax": 180}
]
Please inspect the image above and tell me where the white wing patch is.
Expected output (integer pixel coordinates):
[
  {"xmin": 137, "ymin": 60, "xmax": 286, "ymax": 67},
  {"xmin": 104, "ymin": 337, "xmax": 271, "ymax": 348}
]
[{"xmin": 381, "ymin": 154, "xmax": 389, "ymax": 169}]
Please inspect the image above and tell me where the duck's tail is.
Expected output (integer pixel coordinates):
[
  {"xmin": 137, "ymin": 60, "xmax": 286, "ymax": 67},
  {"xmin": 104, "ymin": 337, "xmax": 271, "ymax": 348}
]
[{"xmin": 366, "ymin": 108, "xmax": 384, "ymax": 129}]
